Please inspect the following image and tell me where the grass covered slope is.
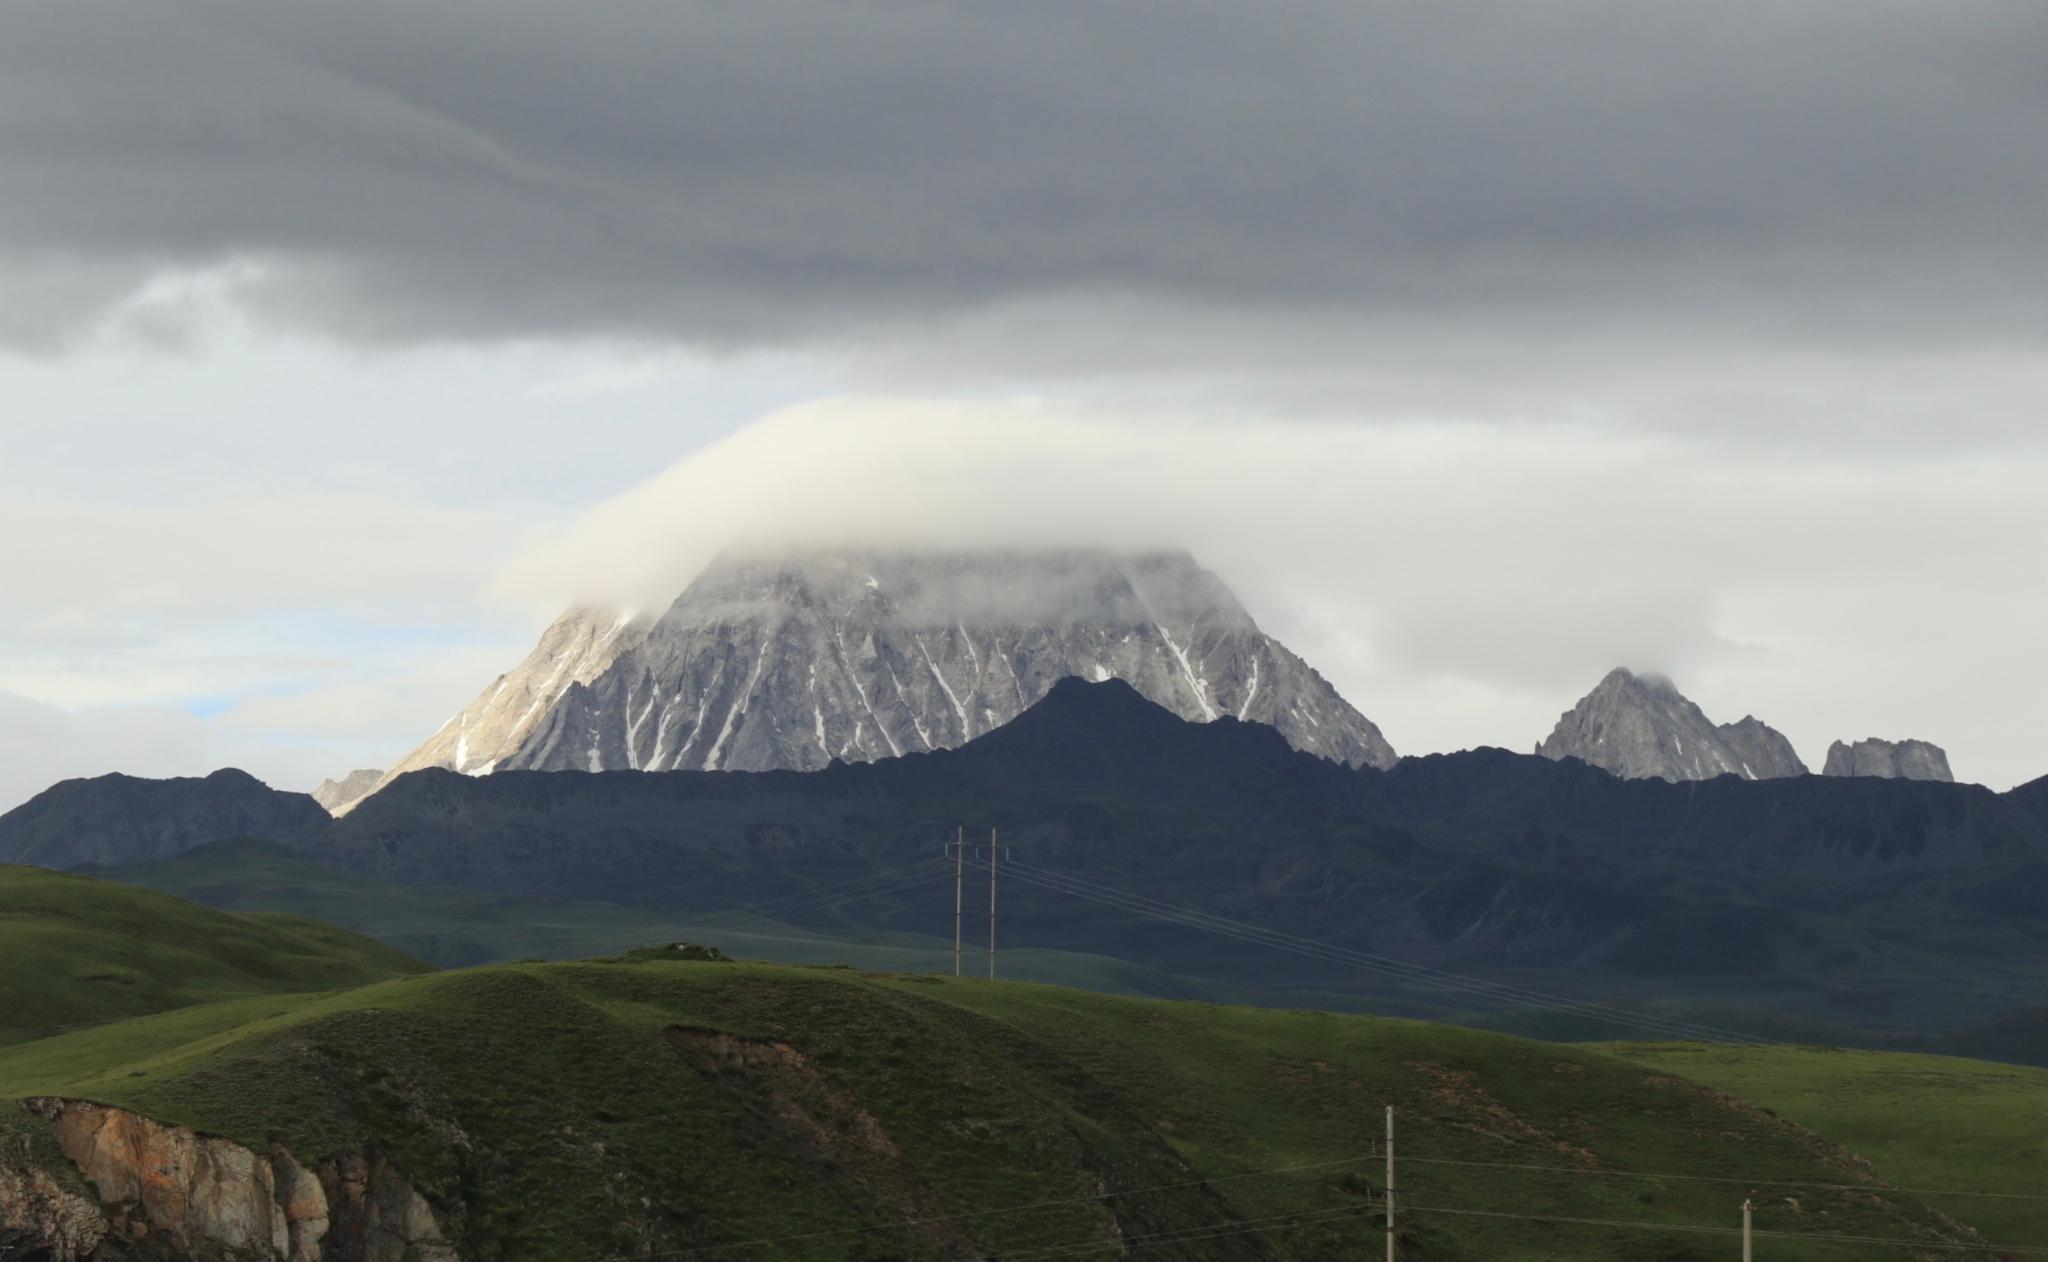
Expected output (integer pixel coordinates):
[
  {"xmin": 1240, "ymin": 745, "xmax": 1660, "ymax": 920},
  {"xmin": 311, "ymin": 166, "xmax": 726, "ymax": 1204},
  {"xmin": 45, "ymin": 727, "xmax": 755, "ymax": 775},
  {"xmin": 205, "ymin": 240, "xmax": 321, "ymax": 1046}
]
[
  {"xmin": 0, "ymin": 959, "xmax": 2013, "ymax": 1260},
  {"xmin": 98, "ymin": 841, "xmax": 1234, "ymax": 1005},
  {"xmin": 1610, "ymin": 1043, "xmax": 2048, "ymax": 1246},
  {"xmin": 0, "ymin": 864, "xmax": 428, "ymax": 1044}
]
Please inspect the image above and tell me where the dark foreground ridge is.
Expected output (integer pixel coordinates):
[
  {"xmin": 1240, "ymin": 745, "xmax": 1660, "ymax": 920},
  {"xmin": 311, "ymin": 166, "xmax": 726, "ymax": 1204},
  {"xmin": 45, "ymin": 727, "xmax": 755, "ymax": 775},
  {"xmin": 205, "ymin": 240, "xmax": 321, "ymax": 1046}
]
[
  {"xmin": 12, "ymin": 680, "xmax": 2046, "ymax": 1042},
  {"xmin": 318, "ymin": 679, "xmax": 2048, "ymax": 1040}
]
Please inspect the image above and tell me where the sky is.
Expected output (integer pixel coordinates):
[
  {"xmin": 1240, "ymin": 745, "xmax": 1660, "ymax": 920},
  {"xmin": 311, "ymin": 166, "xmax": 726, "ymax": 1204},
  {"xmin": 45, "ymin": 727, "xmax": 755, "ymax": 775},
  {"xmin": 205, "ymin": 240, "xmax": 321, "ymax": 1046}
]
[{"xmin": 2, "ymin": 1, "xmax": 2045, "ymax": 807}]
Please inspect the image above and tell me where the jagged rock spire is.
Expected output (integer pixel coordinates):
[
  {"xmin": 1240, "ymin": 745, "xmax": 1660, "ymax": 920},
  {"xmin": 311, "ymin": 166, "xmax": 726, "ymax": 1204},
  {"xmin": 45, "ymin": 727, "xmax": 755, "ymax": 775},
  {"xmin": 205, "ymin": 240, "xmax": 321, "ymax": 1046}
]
[{"xmin": 1536, "ymin": 667, "xmax": 1806, "ymax": 782}]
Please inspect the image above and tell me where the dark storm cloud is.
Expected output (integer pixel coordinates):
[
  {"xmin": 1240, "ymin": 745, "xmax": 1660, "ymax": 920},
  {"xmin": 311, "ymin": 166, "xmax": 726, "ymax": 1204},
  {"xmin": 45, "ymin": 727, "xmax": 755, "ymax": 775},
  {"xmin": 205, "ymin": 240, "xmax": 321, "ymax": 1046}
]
[{"xmin": 4, "ymin": 1, "xmax": 2046, "ymax": 348}]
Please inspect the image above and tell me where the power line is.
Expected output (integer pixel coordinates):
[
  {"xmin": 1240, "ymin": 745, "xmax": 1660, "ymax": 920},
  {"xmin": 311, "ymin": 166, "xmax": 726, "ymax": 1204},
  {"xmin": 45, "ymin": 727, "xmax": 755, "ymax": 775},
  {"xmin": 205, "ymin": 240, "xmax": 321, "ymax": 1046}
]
[
  {"xmin": 983, "ymin": 859, "xmax": 1767, "ymax": 1045},
  {"xmin": 1399, "ymin": 1152, "xmax": 2048, "ymax": 1202},
  {"xmin": 1003, "ymin": 857, "xmax": 1772, "ymax": 1045},
  {"xmin": 577, "ymin": 1153, "xmax": 1383, "ymax": 1262},
  {"xmin": 699, "ymin": 856, "xmax": 954, "ymax": 923},
  {"xmin": 1403, "ymin": 1203, "xmax": 2043, "ymax": 1255},
  {"xmin": 0, "ymin": 860, "xmax": 959, "ymax": 1045},
  {"xmin": 992, "ymin": 859, "xmax": 1758, "ymax": 1043},
  {"xmin": 996, "ymin": 1203, "xmax": 1377, "ymax": 1262}
]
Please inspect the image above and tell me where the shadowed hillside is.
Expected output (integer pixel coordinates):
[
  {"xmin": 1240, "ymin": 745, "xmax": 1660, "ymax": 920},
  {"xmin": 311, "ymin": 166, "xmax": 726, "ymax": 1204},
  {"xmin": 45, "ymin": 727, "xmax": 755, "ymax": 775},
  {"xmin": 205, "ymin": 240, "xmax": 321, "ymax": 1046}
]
[
  {"xmin": 0, "ymin": 959, "xmax": 2014, "ymax": 1260},
  {"xmin": 0, "ymin": 865, "xmax": 428, "ymax": 1045},
  {"xmin": 300, "ymin": 680, "xmax": 2048, "ymax": 1040}
]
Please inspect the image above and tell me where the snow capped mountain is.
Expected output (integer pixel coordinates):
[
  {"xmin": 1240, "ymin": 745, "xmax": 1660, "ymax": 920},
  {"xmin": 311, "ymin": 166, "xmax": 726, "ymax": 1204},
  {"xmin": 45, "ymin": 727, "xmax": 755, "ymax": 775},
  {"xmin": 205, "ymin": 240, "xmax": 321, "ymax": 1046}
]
[
  {"xmin": 1535, "ymin": 667, "xmax": 1807, "ymax": 782},
  {"xmin": 378, "ymin": 548, "xmax": 1393, "ymax": 788}
]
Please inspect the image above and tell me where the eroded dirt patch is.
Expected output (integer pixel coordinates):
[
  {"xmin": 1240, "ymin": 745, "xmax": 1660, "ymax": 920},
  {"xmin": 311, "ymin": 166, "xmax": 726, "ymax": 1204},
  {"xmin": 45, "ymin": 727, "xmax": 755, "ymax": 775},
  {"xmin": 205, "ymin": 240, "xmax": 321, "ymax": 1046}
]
[
  {"xmin": 664, "ymin": 1027, "xmax": 974, "ymax": 1255},
  {"xmin": 1408, "ymin": 1062, "xmax": 1602, "ymax": 1168}
]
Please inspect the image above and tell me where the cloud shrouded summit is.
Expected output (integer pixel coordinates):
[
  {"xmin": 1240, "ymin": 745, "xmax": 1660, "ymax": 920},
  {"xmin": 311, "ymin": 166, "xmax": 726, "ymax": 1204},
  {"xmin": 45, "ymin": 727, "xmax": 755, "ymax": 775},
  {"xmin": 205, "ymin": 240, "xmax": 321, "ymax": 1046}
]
[
  {"xmin": 4, "ymin": 2, "xmax": 2046, "ymax": 358},
  {"xmin": 377, "ymin": 548, "xmax": 1393, "ymax": 802}
]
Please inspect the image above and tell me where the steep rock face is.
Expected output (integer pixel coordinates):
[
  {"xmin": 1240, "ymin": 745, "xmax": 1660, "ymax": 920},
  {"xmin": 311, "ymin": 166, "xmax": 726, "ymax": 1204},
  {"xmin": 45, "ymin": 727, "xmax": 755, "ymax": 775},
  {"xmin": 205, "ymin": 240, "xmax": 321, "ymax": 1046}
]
[
  {"xmin": 0, "ymin": 769, "xmax": 329, "ymax": 871},
  {"xmin": 311, "ymin": 770, "xmax": 383, "ymax": 817},
  {"xmin": 0, "ymin": 1159, "xmax": 106, "ymax": 1262},
  {"xmin": 1716, "ymin": 716, "xmax": 1809, "ymax": 780},
  {"xmin": 1536, "ymin": 668, "xmax": 1806, "ymax": 782},
  {"xmin": 389, "ymin": 549, "xmax": 1395, "ymax": 776},
  {"xmin": 5, "ymin": 1099, "xmax": 451, "ymax": 1262},
  {"xmin": 367, "ymin": 607, "xmax": 655, "ymax": 801},
  {"xmin": 1824, "ymin": 738, "xmax": 1955, "ymax": 782}
]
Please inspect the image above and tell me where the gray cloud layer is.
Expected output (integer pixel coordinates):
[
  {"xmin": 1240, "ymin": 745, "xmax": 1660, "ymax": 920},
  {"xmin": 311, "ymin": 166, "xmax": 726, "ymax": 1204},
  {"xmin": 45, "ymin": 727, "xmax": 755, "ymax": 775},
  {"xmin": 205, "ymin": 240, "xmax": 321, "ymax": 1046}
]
[{"xmin": 5, "ymin": 2, "xmax": 2046, "ymax": 351}]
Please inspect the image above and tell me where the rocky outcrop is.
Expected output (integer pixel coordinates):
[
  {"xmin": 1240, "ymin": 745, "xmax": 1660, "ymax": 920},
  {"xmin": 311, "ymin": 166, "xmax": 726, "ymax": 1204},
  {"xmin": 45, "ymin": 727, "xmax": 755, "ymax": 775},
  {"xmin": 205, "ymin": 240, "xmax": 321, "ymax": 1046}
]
[
  {"xmin": 0, "ymin": 1159, "xmax": 107, "ymax": 1261},
  {"xmin": 1537, "ymin": 668, "xmax": 1807, "ymax": 782},
  {"xmin": 0, "ymin": 769, "xmax": 329, "ymax": 871},
  {"xmin": 3, "ymin": 1099, "xmax": 451, "ymax": 1262},
  {"xmin": 381, "ymin": 548, "xmax": 1396, "ymax": 778},
  {"xmin": 317, "ymin": 1153, "xmax": 451, "ymax": 1262},
  {"xmin": 1824, "ymin": 738, "xmax": 1955, "ymax": 782},
  {"xmin": 311, "ymin": 770, "xmax": 383, "ymax": 818}
]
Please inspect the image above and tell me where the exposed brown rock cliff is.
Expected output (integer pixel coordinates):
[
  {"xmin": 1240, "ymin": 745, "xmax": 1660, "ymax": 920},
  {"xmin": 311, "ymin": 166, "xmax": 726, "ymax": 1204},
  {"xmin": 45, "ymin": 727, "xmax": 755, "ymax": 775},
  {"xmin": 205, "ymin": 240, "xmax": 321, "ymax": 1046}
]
[{"xmin": 1, "ymin": 1099, "xmax": 451, "ymax": 1262}]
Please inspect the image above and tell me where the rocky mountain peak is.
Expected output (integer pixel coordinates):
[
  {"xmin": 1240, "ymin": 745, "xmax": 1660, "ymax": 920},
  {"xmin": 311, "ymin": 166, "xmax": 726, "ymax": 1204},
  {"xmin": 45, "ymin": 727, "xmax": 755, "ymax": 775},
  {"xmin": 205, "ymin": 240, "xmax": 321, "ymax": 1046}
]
[
  {"xmin": 1823, "ymin": 738, "xmax": 1955, "ymax": 782},
  {"xmin": 379, "ymin": 547, "xmax": 1395, "ymax": 782},
  {"xmin": 1536, "ymin": 667, "xmax": 1807, "ymax": 782},
  {"xmin": 1717, "ymin": 716, "xmax": 1807, "ymax": 782},
  {"xmin": 312, "ymin": 768, "xmax": 383, "ymax": 816},
  {"xmin": 368, "ymin": 605, "xmax": 657, "ymax": 798}
]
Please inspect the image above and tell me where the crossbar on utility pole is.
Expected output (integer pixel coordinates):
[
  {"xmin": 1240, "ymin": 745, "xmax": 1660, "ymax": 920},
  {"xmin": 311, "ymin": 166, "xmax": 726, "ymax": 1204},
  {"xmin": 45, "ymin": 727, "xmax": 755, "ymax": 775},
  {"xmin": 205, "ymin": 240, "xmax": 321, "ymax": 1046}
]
[
  {"xmin": 987, "ymin": 827, "xmax": 998, "ymax": 980},
  {"xmin": 1385, "ymin": 1105, "xmax": 1397, "ymax": 1261},
  {"xmin": 1742, "ymin": 1199, "xmax": 1753, "ymax": 1262}
]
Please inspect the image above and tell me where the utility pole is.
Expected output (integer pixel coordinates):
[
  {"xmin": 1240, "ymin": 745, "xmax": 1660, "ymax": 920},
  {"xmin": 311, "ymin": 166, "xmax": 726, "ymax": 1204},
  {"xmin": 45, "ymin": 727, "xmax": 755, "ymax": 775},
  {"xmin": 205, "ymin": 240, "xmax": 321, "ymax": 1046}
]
[
  {"xmin": 1742, "ymin": 1199, "xmax": 1753, "ymax": 1262},
  {"xmin": 1385, "ymin": 1105, "xmax": 1396, "ymax": 1262},
  {"xmin": 943, "ymin": 828, "xmax": 1007, "ymax": 980}
]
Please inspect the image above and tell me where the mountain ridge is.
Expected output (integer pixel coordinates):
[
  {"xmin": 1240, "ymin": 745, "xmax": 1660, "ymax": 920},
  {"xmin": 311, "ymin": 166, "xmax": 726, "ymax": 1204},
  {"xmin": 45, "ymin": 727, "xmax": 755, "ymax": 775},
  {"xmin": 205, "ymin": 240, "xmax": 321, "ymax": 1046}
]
[
  {"xmin": 1825, "ymin": 736, "xmax": 1956, "ymax": 782},
  {"xmin": 302, "ymin": 680, "xmax": 2046, "ymax": 1035},
  {"xmin": 0, "ymin": 768, "xmax": 327, "ymax": 871},
  {"xmin": 371, "ymin": 549, "xmax": 1395, "ymax": 798},
  {"xmin": 11, "ymin": 681, "xmax": 2043, "ymax": 1037},
  {"xmin": 1535, "ymin": 667, "xmax": 1808, "ymax": 782}
]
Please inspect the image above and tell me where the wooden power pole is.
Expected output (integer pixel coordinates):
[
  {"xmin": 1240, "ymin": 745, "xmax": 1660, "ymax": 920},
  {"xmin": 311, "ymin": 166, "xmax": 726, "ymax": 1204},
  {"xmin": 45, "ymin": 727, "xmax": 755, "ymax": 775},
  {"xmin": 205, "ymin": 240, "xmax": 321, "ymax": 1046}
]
[
  {"xmin": 944, "ymin": 828, "xmax": 1006, "ymax": 981},
  {"xmin": 1385, "ymin": 1105, "xmax": 1397, "ymax": 1261},
  {"xmin": 1742, "ymin": 1199, "xmax": 1753, "ymax": 1262}
]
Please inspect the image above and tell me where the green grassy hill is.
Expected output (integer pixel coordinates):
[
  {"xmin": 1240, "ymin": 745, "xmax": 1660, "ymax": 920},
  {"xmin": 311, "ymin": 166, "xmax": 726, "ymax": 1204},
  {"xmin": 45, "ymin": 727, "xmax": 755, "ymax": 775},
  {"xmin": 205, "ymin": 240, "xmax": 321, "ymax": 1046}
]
[
  {"xmin": 0, "ymin": 958, "xmax": 2019, "ymax": 1260},
  {"xmin": 98, "ymin": 841, "xmax": 1241, "ymax": 1001},
  {"xmin": 1610, "ymin": 1042, "xmax": 2048, "ymax": 1246},
  {"xmin": 96, "ymin": 844, "xmax": 1911, "ymax": 1046},
  {"xmin": 0, "ymin": 863, "xmax": 429, "ymax": 1045}
]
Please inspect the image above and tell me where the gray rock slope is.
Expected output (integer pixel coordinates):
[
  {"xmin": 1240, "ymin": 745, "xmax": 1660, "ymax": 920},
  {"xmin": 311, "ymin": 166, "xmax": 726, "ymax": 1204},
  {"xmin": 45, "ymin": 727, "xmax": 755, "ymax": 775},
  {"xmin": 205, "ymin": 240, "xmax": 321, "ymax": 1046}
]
[
  {"xmin": 1824, "ymin": 738, "xmax": 1955, "ymax": 782},
  {"xmin": 385, "ymin": 549, "xmax": 1395, "ymax": 782},
  {"xmin": 365, "ymin": 605, "xmax": 657, "ymax": 805},
  {"xmin": 1536, "ymin": 667, "xmax": 1807, "ymax": 782},
  {"xmin": 311, "ymin": 769, "xmax": 383, "ymax": 816}
]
